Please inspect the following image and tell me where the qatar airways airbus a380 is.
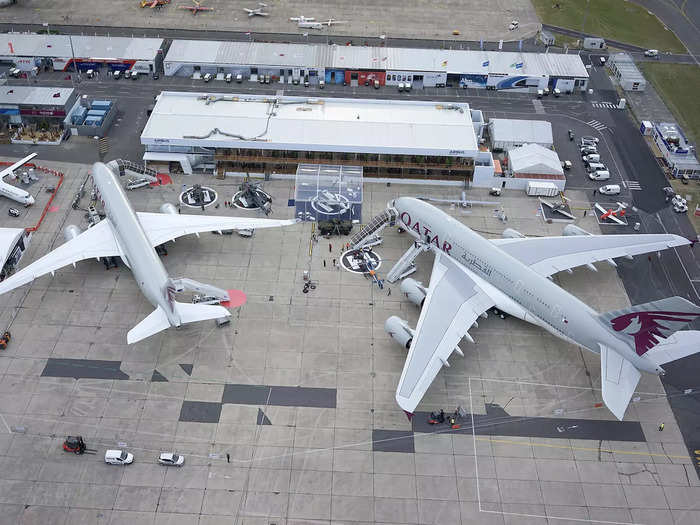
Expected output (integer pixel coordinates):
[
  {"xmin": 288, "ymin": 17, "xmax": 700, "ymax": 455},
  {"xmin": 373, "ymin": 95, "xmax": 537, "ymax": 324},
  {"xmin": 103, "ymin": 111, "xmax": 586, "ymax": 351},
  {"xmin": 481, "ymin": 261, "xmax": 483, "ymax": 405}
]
[{"xmin": 359, "ymin": 197, "xmax": 700, "ymax": 420}]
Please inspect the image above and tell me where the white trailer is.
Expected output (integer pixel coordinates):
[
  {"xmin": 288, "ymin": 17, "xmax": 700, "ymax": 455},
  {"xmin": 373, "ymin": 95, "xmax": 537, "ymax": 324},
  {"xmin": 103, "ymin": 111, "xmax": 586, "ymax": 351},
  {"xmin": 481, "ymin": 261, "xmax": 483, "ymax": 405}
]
[{"xmin": 526, "ymin": 181, "xmax": 559, "ymax": 197}]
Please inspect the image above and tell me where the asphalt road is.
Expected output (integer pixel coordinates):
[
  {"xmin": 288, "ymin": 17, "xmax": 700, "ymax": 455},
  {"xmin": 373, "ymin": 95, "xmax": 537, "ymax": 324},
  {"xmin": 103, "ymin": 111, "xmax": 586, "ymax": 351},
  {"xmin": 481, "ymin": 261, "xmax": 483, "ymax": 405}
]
[{"xmin": 630, "ymin": 0, "xmax": 700, "ymax": 62}]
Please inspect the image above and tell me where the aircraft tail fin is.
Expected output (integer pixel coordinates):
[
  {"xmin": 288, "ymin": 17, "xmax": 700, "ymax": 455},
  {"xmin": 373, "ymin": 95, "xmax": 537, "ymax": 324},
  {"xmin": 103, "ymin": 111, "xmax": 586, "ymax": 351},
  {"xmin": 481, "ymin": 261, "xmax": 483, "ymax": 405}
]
[
  {"xmin": 127, "ymin": 305, "xmax": 171, "ymax": 344},
  {"xmin": 599, "ymin": 297, "xmax": 700, "ymax": 356},
  {"xmin": 173, "ymin": 301, "xmax": 230, "ymax": 325},
  {"xmin": 644, "ymin": 330, "xmax": 700, "ymax": 365},
  {"xmin": 127, "ymin": 302, "xmax": 230, "ymax": 344},
  {"xmin": 599, "ymin": 344, "xmax": 641, "ymax": 421}
]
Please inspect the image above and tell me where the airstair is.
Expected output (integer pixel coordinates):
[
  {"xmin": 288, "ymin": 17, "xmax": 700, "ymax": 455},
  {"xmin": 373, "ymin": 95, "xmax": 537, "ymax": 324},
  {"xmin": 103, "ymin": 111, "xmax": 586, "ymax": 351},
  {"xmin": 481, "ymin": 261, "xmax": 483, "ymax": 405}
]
[
  {"xmin": 350, "ymin": 207, "xmax": 397, "ymax": 248},
  {"xmin": 107, "ymin": 159, "xmax": 159, "ymax": 189},
  {"xmin": 386, "ymin": 241, "xmax": 429, "ymax": 283}
]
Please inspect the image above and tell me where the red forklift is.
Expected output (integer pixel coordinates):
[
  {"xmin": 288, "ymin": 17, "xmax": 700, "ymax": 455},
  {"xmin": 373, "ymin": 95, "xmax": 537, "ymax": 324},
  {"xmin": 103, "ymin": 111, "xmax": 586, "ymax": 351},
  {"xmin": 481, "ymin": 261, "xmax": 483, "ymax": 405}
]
[
  {"xmin": 0, "ymin": 331, "xmax": 10, "ymax": 350},
  {"xmin": 63, "ymin": 436, "xmax": 87, "ymax": 454}
]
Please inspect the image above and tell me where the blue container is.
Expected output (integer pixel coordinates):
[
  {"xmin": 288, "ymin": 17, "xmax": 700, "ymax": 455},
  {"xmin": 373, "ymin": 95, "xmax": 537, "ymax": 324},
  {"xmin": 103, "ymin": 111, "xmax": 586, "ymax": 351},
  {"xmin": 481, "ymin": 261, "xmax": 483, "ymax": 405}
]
[
  {"xmin": 91, "ymin": 100, "xmax": 112, "ymax": 110},
  {"xmin": 87, "ymin": 109, "xmax": 106, "ymax": 117}
]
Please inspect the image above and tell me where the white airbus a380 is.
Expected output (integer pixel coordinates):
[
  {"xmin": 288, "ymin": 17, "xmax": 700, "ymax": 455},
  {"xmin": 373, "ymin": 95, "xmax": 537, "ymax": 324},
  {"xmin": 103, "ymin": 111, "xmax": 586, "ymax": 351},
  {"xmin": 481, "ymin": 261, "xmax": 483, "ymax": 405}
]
[
  {"xmin": 0, "ymin": 162, "xmax": 298, "ymax": 344},
  {"xmin": 369, "ymin": 197, "xmax": 700, "ymax": 420}
]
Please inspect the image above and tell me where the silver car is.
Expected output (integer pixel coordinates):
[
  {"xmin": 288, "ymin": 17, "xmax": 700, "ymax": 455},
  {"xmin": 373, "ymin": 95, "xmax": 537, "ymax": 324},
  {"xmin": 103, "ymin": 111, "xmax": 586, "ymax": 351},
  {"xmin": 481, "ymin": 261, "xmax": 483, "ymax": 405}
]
[{"xmin": 158, "ymin": 452, "xmax": 185, "ymax": 466}]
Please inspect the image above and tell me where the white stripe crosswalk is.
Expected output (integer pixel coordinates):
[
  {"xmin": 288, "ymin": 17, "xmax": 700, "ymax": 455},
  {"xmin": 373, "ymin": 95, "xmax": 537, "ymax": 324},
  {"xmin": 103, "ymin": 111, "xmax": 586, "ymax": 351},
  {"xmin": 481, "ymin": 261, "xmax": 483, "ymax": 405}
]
[
  {"xmin": 587, "ymin": 120, "xmax": 608, "ymax": 131},
  {"xmin": 592, "ymin": 101, "xmax": 617, "ymax": 109},
  {"xmin": 626, "ymin": 180, "xmax": 642, "ymax": 190}
]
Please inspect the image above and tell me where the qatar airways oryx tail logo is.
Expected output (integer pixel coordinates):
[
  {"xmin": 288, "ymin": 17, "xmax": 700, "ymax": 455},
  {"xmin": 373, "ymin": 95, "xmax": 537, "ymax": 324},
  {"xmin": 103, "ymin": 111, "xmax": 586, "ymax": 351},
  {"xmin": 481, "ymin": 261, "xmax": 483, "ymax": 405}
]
[{"xmin": 610, "ymin": 310, "xmax": 700, "ymax": 356}]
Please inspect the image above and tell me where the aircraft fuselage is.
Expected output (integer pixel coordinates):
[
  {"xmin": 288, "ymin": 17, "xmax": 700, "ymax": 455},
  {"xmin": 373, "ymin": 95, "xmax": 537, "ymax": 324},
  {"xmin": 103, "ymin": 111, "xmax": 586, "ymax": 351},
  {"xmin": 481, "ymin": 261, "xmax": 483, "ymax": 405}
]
[
  {"xmin": 393, "ymin": 197, "xmax": 661, "ymax": 375},
  {"xmin": 92, "ymin": 163, "xmax": 181, "ymax": 327}
]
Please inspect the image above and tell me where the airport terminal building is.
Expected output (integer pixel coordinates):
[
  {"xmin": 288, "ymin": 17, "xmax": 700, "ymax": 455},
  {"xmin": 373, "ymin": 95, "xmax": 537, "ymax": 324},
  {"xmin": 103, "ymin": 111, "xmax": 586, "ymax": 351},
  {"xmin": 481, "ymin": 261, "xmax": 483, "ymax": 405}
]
[
  {"xmin": 164, "ymin": 40, "xmax": 589, "ymax": 93},
  {"xmin": 140, "ymin": 92, "xmax": 494, "ymax": 182}
]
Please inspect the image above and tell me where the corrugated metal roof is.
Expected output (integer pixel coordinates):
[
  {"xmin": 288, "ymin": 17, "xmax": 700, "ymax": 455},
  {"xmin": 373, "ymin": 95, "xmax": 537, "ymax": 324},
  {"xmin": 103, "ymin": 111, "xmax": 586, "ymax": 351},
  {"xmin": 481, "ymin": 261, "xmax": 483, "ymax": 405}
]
[
  {"xmin": 0, "ymin": 33, "xmax": 163, "ymax": 60},
  {"xmin": 142, "ymin": 92, "xmax": 477, "ymax": 154},
  {"xmin": 165, "ymin": 40, "xmax": 589, "ymax": 78},
  {"xmin": 0, "ymin": 86, "xmax": 74, "ymax": 106}
]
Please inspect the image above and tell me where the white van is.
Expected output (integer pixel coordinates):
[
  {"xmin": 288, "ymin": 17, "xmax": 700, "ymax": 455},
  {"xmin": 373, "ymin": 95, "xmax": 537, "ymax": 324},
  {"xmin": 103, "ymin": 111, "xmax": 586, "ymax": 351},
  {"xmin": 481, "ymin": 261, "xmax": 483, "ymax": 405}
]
[
  {"xmin": 589, "ymin": 170, "xmax": 610, "ymax": 181},
  {"xmin": 582, "ymin": 153, "xmax": 601, "ymax": 164},
  {"xmin": 113, "ymin": 70, "xmax": 121, "ymax": 80},
  {"xmin": 225, "ymin": 73, "xmax": 232, "ymax": 83},
  {"xmin": 86, "ymin": 69, "xmax": 95, "ymax": 79},
  {"xmin": 105, "ymin": 449, "xmax": 134, "ymax": 465},
  {"xmin": 586, "ymin": 162, "xmax": 605, "ymax": 173},
  {"xmin": 398, "ymin": 82, "xmax": 405, "ymax": 92},
  {"xmin": 203, "ymin": 73, "xmax": 212, "ymax": 82},
  {"xmin": 599, "ymin": 184, "xmax": 620, "ymax": 195},
  {"xmin": 236, "ymin": 73, "xmax": 243, "ymax": 83}
]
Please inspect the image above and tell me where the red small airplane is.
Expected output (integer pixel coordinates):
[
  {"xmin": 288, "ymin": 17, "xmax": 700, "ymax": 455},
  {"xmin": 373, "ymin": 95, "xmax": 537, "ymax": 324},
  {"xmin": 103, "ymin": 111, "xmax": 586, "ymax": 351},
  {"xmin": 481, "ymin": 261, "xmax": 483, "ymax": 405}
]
[
  {"xmin": 595, "ymin": 202, "xmax": 627, "ymax": 225},
  {"xmin": 178, "ymin": 0, "xmax": 213, "ymax": 14}
]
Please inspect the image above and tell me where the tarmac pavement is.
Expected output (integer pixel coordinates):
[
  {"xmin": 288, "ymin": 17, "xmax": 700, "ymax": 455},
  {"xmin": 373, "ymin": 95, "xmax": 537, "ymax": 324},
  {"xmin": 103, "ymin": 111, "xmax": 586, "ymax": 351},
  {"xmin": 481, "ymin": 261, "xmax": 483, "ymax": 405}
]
[{"xmin": 1, "ymin": 162, "xmax": 699, "ymax": 524}]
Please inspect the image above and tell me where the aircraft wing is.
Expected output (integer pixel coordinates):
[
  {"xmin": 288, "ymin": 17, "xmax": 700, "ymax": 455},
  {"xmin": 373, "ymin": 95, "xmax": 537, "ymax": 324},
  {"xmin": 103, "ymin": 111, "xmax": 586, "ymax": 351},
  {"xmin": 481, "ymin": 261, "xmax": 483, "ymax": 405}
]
[
  {"xmin": 1, "ymin": 153, "xmax": 38, "ymax": 180},
  {"xmin": 396, "ymin": 251, "xmax": 494, "ymax": 414},
  {"xmin": 136, "ymin": 212, "xmax": 298, "ymax": 246},
  {"xmin": 0, "ymin": 220, "xmax": 121, "ymax": 295},
  {"xmin": 491, "ymin": 234, "xmax": 689, "ymax": 277}
]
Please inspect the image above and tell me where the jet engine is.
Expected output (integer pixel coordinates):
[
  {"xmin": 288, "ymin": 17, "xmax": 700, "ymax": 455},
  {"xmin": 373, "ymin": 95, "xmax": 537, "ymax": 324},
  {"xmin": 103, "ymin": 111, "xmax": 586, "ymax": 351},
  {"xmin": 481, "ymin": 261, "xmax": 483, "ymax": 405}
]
[
  {"xmin": 64, "ymin": 224, "xmax": 82, "ymax": 242},
  {"xmin": 502, "ymin": 228, "xmax": 526, "ymax": 239},
  {"xmin": 384, "ymin": 316, "xmax": 414, "ymax": 350},
  {"xmin": 562, "ymin": 224, "xmax": 589, "ymax": 237},
  {"xmin": 400, "ymin": 278, "xmax": 427, "ymax": 307},
  {"xmin": 160, "ymin": 202, "xmax": 178, "ymax": 215}
]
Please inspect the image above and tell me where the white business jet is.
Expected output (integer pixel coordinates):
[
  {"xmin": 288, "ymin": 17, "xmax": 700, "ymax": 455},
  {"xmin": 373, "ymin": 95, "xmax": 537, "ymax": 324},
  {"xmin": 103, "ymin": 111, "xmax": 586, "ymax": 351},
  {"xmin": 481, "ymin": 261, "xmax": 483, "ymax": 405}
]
[{"xmin": 0, "ymin": 153, "xmax": 37, "ymax": 206}]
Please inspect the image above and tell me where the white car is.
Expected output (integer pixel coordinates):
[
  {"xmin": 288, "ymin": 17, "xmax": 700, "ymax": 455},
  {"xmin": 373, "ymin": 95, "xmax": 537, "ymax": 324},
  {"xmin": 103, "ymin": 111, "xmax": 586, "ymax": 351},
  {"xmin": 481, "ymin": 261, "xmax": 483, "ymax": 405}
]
[
  {"xmin": 644, "ymin": 49, "xmax": 659, "ymax": 57},
  {"xmin": 599, "ymin": 184, "xmax": 621, "ymax": 195},
  {"xmin": 672, "ymin": 195, "xmax": 688, "ymax": 213},
  {"xmin": 105, "ymin": 449, "xmax": 134, "ymax": 465},
  {"xmin": 509, "ymin": 20, "xmax": 519, "ymax": 30},
  {"xmin": 158, "ymin": 452, "xmax": 185, "ymax": 466}
]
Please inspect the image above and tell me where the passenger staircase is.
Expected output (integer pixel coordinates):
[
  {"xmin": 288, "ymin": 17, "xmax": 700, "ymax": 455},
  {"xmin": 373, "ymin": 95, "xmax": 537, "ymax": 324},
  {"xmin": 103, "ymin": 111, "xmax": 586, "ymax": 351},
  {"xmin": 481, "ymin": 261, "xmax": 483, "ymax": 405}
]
[
  {"xmin": 350, "ymin": 208, "xmax": 397, "ymax": 248},
  {"xmin": 386, "ymin": 242, "xmax": 428, "ymax": 283},
  {"xmin": 111, "ymin": 159, "xmax": 159, "ymax": 180}
]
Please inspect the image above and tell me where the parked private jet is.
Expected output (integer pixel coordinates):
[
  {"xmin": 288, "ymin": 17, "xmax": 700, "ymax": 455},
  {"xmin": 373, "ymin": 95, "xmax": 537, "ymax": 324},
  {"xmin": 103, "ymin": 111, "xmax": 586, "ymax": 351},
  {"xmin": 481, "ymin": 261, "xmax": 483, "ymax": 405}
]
[{"xmin": 0, "ymin": 153, "xmax": 37, "ymax": 206}]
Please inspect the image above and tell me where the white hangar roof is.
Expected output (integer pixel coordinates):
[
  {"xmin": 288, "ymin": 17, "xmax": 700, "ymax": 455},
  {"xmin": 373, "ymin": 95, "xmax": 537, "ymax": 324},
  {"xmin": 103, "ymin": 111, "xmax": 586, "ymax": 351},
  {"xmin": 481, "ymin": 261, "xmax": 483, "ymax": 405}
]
[
  {"xmin": 489, "ymin": 118, "xmax": 554, "ymax": 146},
  {"xmin": 0, "ymin": 33, "xmax": 163, "ymax": 60},
  {"xmin": 165, "ymin": 40, "xmax": 589, "ymax": 78},
  {"xmin": 141, "ymin": 92, "xmax": 478, "ymax": 155}
]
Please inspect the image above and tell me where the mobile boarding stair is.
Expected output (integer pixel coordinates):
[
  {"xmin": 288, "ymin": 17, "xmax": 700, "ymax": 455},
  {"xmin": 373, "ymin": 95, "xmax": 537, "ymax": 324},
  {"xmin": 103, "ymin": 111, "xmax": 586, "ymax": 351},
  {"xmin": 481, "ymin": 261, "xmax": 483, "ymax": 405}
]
[
  {"xmin": 349, "ymin": 206, "xmax": 428, "ymax": 283},
  {"xmin": 107, "ymin": 159, "xmax": 159, "ymax": 189}
]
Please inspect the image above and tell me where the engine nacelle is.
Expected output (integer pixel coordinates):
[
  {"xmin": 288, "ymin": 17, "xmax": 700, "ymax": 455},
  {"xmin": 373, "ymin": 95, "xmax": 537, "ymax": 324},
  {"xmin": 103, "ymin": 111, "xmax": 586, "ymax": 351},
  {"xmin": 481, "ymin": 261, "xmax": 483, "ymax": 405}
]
[
  {"xmin": 502, "ymin": 228, "xmax": 526, "ymax": 239},
  {"xmin": 160, "ymin": 202, "xmax": 178, "ymax": 215},
  {"xmin": 384, "ymin": 316, "xmax": 414, "ymax": 349},
  {"xmin": 64, "ymin": 224, "xmax": 82, "ymax": 242},
  {"xmin": 400, "ymin": 278, "xmax": 427, "ymax": 307},
  {"xmin": 562, "ymin": 224, "xmax": 591, "ymax": 237}
]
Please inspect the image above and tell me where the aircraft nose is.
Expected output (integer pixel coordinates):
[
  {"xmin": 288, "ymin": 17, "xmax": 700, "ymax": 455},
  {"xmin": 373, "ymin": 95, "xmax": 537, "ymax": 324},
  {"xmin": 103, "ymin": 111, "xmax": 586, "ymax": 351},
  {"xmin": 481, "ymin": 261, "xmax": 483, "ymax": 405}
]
[{"xmin": 26, "ymin": 195, "xmax": 35, "ymax": 206}]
